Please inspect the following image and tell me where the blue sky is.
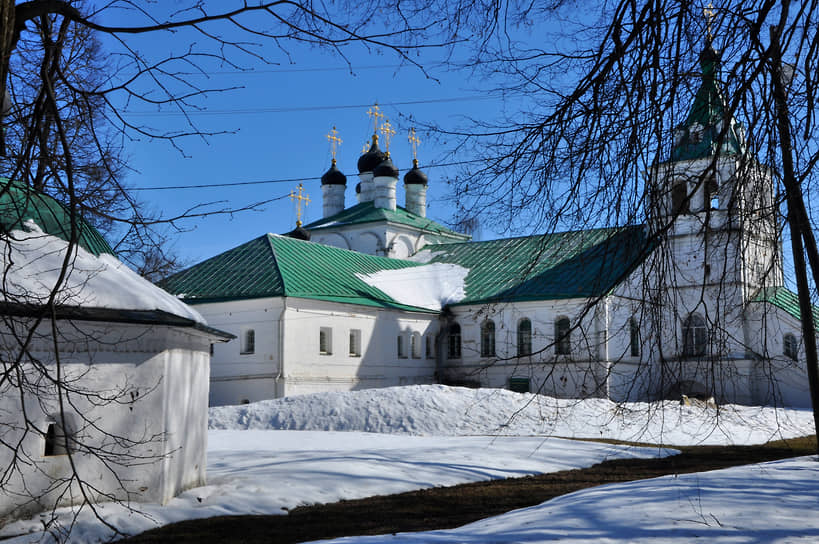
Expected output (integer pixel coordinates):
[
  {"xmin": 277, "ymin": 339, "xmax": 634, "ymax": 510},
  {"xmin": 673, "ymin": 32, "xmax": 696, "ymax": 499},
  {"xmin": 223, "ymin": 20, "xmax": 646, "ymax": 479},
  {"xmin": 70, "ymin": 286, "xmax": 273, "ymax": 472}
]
[{"xmin": 110, "ymin": 26, "xmax": 505, "ymax": 266}]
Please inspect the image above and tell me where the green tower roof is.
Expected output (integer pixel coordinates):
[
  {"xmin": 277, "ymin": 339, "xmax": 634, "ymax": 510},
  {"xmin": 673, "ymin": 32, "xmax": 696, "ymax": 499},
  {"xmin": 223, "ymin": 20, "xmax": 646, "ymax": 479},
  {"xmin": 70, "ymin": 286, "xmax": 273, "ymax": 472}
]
[
  {"xmin": 670, "ymin": 44, "xmax": 744, "ymax": 162},
  {"xmin": 0, "ymin": 178, "xmax": 114, "ymax": 256}
]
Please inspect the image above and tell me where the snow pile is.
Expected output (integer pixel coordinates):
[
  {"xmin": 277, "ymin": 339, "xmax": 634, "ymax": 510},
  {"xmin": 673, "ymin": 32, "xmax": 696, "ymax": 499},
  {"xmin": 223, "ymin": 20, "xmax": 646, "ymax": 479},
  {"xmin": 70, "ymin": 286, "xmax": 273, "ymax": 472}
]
[
  {"xmin": 357, "ymin": 263, "xmax": 468, "ymax": 310},
  {"xmin": 1, "ymin": 223, "xmax": 204, "ymax": 323},
  {"xmin": 209, "ymin": 384, "xmax": 816, "ymax": 446}
]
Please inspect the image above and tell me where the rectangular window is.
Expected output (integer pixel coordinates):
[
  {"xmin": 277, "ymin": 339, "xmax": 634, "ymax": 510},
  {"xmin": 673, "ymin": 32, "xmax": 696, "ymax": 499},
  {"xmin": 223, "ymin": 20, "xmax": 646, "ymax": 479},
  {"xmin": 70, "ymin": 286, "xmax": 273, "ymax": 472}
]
[
  {"xmin": 319, "ymin": 327, "xmax": 332, "ymax": 355},
  {"xmin": 241, "ymin": 329, "xmax": 255, "ymax": 354},
  {"xmin": 397, "ymin": 335, "xmax": 407, "ymax": 358},
  {"xmin": 425, "ymin": 335, "xmax": 434, "ymax": 359},
  {"xmin": 349, "ymin": 329, "xmax": 362, "ymax": 357}
]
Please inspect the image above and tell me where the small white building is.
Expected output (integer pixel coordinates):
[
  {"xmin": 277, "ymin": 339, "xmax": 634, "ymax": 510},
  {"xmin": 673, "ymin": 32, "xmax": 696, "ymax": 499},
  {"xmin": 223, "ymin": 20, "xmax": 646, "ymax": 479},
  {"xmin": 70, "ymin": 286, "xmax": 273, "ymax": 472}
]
[
  {"xmin": 163, "ymin": 42, "xmax": 815, "ymax": 409},
  {"xmin": 0, "ymin": 179, "xmax": 231, "ymax": 523}
]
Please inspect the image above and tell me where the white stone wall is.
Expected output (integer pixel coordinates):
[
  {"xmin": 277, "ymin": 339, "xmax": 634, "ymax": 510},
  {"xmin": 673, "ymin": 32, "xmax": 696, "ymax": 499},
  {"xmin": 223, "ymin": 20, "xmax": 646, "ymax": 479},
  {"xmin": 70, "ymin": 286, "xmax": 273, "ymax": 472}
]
[
  {"xmin": 195, "ymin": 296, "xmax": 439, "ymax": 405},
  {"xmin": 0, "ymin": 320, "xmax": 212, "ymax": 523}
]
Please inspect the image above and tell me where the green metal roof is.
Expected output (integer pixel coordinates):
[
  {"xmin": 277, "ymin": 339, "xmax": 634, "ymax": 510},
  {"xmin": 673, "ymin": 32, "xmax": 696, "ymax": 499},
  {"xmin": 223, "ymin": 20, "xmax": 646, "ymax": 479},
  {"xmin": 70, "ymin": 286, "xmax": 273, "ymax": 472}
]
[
  {"xmin": 754, "ymin": 286, "xmax": 819, "ymax": 328},
  {"xmin": 0, "ymin": 177, "xmax": 114, "ymax": 256},
  {"xmin": 303, "ymin": 201, "xmax": 470, "ymax": 240},
  {"xmin": 422, "ymin": 226, "xmax": 652, "ymax": 305},
  {"xmin": 670, "ymin": 45, "xmax": 743, "ymax": 162},
  {"xmin": 160, "ymin": 233, "xmax": 435, "ymax": 312}
]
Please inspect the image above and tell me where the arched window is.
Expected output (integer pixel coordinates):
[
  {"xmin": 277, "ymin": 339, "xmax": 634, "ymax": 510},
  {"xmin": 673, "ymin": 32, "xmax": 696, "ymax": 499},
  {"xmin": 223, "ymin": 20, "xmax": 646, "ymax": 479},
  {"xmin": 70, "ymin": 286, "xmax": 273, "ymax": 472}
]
[
  {"xmin": 629, "ymin": 317, "xmax": 640, "ymax": 357},
  {"xmin": 671, "ymin": 181, "xmax": 689, "ymax": 215},
  {"xmin": 447, "ymin": 323, "xmax": 461, "ymax": 359},
  {"xmin": 682, "ymin": 314, "xmax": 707, "ymax": 357},
  {"xmin": 783, "ymin": 333, "xmax": 799, "ymax": 361},
  {"xmin": 241, "ymin": 329, "xmax": 255, "ymax": 354},
  {"xmin": 517, "ymin": 319, "xmax": 532, "ymax": 357},
  {"xmin": 555, "ymin": 317, "xmax": 571, "ymax": 355},
  {"xmin": 481, "ymin": 320, "xmax": 496, "ymax": 357}
]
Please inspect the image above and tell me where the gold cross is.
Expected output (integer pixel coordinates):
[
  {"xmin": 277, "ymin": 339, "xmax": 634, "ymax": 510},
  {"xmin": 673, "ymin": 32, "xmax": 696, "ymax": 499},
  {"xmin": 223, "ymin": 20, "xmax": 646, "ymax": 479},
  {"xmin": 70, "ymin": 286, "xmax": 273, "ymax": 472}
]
[
  {"xmin": 289, "ymin": 183, "xmax": 310, "ymax": 227},
  {"xmin": 362, "ymin": 141, "xmax": 369, "ymax": 154},
  {"xmin": 379, "ymin": 119, "xmax": 396, "ymax": 154},
  {"xmin": 326, "ymin": 126, "xmax": 342, "ymax": 162},
  {"xmin": 704, "ymin": 2, "xmax": 715, "ymax": 42},
  {"xmin": 366, "ymin": 103, "xmax": 384, "ymax": 136},
  {"xmin": 408, "ymin": 127, "xmax": 421, "ymax": 165}
]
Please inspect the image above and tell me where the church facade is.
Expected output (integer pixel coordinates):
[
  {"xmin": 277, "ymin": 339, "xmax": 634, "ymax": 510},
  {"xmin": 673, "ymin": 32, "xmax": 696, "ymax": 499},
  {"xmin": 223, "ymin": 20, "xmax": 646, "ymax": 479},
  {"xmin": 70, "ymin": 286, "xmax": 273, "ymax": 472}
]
[{"xmin": 163, "ymin": 46, "xmax": 813, "ymax": 409}]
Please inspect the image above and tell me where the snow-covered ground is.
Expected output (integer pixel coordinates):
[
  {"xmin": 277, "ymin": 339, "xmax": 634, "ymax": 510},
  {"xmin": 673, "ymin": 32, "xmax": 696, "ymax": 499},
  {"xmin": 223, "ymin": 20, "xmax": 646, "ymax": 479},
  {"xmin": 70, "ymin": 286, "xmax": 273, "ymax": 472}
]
[{"xmin": 1, "ymin": 385, "xmax": 816, "ymax": 543}]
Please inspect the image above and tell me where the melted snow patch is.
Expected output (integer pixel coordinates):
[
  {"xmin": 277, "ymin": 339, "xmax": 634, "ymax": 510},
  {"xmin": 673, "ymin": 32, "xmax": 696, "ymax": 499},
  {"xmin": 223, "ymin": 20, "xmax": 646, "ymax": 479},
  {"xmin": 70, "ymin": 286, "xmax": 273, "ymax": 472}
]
[{"xmin": 357, "ymin": 263, "xmax": 468, "ymax": 310}]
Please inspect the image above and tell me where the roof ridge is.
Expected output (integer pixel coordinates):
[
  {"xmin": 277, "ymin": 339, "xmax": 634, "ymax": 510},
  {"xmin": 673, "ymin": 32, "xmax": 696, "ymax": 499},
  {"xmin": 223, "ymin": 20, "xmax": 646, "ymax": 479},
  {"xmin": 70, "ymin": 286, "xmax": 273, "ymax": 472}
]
[{"xmin": 264, "ymin": 233, "xmax": 287, "ymax": 292}]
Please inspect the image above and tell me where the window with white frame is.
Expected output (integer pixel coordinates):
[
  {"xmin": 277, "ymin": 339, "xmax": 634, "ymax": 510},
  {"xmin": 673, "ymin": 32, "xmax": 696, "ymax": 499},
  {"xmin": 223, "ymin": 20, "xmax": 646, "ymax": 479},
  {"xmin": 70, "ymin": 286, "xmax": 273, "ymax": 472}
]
[
  {"xmin": 481, "ymin": 320, "xmax": 496, "ymax": 357},
  {"xmin": 783, "ymin": 333, "xmax": 799, "ymax": 361},
  {"xmin": 349, "ymin": 329, "xmax": 362, "ymax": 357},
  {"xmin": 629, "ymin": 317, "xmax": 640, "ymax": 357},
  {"xmin": 517, "ymin": 318, "xmax": 532, "ymax": 357},
  {"xmin": 411, "ymin": 332, "xmax": 422, "ymax": 359},
  {"xmin": 397, "ymin": 334, "xmax": 407, "ymax": 358},
  {"xmin": 555, "ymin": 317, "xmax": 571, "ymax": 355},
  {"xmin": 319, "ymin": 327, "xmax": 333, "ymax": 355},
  {"xmin": 241, "ymin": 329, "xmax": 255, "ymax": 354},
  {"xmin": 682, "ymin": 313, "xmax": 707, "ymax": 357},
  {"xmin": 447, "ymin": 323, "xmax": 461, "ymax": 359}
]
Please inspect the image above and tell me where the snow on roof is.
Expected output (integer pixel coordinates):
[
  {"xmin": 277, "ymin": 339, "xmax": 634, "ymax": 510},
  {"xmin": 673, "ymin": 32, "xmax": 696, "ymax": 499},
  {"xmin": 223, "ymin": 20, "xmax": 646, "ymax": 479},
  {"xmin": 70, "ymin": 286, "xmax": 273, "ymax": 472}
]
[
  {"xmin": 1, "ymin": 221, "xmax": 205, "ymax": 324},
  {"xmin": 357, "ymin": 263, "xmax": 468, "ymax": 311}
]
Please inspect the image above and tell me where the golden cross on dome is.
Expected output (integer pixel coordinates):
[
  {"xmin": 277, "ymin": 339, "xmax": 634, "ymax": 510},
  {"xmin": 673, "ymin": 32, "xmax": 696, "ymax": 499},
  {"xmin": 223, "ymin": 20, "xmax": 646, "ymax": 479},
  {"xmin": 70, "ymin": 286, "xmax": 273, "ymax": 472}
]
[
  {"xmin": 366, "ymin": 103, "xmax": 384, "ymax": 136},
  {"xmin": 408, "ymin": 127, "xmax": 421, "ymax": 166},
  {"xmin": 326, "ymin": 126, "xmax": 342, "ymax": 163},
  {"xmin": 289, "ymin": 183, "xmax": 310, "ymax": 227},
  {"xmin": 703, "ymin": 2, "xmax": 715, "ymax": 42},
  {"xmin": 379, "ymin": 119, "xmax": 396, "ymax": 154}
]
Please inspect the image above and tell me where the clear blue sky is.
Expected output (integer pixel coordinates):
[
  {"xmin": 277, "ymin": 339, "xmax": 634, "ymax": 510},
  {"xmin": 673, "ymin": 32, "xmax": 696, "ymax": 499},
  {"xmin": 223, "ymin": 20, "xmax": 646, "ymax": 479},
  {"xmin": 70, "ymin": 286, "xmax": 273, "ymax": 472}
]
[{"xmin": 108, "ymin": 23, "xmax": 507, "ymax": 267}]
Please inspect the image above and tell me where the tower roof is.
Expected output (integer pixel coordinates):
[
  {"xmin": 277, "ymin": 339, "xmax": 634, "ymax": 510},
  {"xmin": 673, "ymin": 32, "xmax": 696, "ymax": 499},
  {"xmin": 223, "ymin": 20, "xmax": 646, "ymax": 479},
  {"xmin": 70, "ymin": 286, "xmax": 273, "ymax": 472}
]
[
  {"xmin": 321, "ymin": 160, "xmax": 347, "ymax": 185},
  {"xmin": 403, "ymin": 160, "xmax": 428, "ymax": 185},
  {"xmin": 357, "ymin": 136, "xmax": 387, "ymax": 173},
  {"xmin": 670, "ymin": 44, "xmax": 744, "ymax": 162}
]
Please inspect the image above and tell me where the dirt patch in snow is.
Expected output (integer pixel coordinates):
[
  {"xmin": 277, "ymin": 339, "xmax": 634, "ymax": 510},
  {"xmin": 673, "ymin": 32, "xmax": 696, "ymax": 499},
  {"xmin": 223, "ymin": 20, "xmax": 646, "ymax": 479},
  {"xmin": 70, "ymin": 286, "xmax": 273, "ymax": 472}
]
[{"xmin": 120, "ymin": 436, "xmax": 817, "ymax": 544}]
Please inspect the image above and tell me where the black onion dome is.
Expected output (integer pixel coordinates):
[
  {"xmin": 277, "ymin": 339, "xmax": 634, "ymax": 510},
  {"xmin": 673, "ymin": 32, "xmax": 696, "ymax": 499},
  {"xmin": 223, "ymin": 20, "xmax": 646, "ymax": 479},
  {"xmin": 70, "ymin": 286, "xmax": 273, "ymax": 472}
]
[
  {"xmin": 321, "ymin": 160, "xmax": 347, "ymax": 185},
  {"xmin": 285, "ymin": 225, "xmax": 311, "ymax": 241},
  {"xmin": 403, "ymin": 161, "xmax": 428, "ymax": 185},
  {"xmin": 373, "ymin": 155, "xmax": 399, "ymax": 178},
  {"xmin": 355, "ymin": 182, "xmax": 361, "ymax": 194},
  {"xmin": 357, "ymin": 138, "xmax": 387, "ymax": 173}
]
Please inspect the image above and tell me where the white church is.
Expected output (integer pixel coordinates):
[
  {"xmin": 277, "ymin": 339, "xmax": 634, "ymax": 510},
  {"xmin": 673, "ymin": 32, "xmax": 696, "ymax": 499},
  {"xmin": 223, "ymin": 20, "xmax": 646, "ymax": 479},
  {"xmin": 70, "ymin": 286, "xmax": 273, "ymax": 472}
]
[{"xmin": 162, "ymin": 42, "xmax": 814, "ymax": 409}]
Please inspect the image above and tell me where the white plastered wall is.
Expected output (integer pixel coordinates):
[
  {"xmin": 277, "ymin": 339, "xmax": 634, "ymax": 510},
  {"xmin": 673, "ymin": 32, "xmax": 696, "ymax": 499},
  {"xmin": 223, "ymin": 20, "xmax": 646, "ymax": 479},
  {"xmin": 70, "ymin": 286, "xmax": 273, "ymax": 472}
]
[{"xmin": 0, "ymin": 320, "xmax": 212, "ymax": 523}]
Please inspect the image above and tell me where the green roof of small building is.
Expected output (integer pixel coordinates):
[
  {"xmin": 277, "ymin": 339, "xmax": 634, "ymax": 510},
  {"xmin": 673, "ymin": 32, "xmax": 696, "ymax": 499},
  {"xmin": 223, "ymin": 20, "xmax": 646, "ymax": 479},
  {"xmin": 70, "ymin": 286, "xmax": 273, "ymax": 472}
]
[
  {"xmin": 303, "ymin": 201, "xmax": 470, "ymax": 241},
  {"xmin": 422, "ymin": 225, "xmax": 652, "ymax": 305},
  {"xmin": 0, "ymin": 177, "xmax": 114, "ymax": 256},
  {"xmin": 160, "ymin": 233, "xmax": 435, "ymax": 312},
  {"xmin": 754, "ymin": 286, "xmax": 819, "ymax": 328},
  {"xmin": 670, "ymin": 44, "xmax": 744, "ymax": 162}
]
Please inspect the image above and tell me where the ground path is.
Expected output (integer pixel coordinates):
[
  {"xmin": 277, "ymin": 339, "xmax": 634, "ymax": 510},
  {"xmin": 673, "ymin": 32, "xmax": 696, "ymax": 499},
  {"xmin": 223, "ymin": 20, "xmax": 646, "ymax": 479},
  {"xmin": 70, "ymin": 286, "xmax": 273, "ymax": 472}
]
[{"xmin": 121, "ymin": 437, "xmax": 816, "ymax": 544}]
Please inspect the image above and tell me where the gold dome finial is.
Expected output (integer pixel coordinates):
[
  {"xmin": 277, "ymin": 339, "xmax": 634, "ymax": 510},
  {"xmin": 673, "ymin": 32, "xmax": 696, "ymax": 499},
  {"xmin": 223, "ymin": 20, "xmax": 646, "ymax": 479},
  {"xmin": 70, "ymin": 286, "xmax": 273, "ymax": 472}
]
[
  {"xmin": 326, "ymin": 125, "xmax": 342, "ymax": 164},
  {"xmin": 408, "ymin": 127, "xmax": 421, "ymax": 167},
  {"xmin": 704, "ymin": 2, "xmax": 715, "ymax": 43},
  {"xmin": 289, "ymin": 183, "xmax": 310, "ymax": 227},
  {"xmin": 366, "ymin": 102, "xmax": 384, "ymax": 138},
  {"xmin": 379, "ymin": 119, "xmax": 396, "ymax": 156}
]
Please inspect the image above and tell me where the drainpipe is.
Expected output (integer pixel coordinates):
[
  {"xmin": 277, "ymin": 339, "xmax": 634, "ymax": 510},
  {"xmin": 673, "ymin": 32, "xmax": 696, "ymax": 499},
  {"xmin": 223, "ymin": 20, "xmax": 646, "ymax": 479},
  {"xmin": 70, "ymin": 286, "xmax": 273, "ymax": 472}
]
[{"xmin": 275, "ymin": 299, "xmax": 287, "ymax": 398}]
